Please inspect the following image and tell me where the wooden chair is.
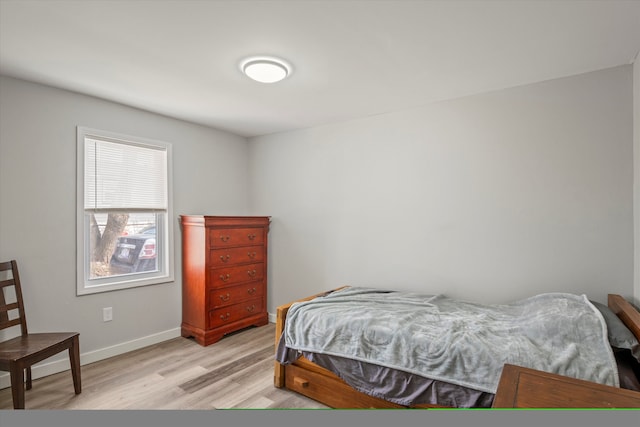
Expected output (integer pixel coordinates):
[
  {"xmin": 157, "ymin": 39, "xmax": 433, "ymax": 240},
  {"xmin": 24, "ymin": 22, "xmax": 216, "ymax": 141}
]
[{"xmin": 0, "ymin": 260, "xmax": 81, "ymax": 409}]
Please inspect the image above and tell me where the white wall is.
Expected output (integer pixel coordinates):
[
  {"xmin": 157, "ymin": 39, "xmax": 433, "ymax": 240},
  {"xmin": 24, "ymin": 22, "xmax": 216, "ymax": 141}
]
[
  {"xmin": 0, "ymin": 76, "xmax": 250, "ymax": 384},
  {"xmin": 250, "ymin": 65, "xmax": 635, "ymax": 311},
  {"xmin": 634, "ymin": 56, "xmax": 640, "ymax": 305}
]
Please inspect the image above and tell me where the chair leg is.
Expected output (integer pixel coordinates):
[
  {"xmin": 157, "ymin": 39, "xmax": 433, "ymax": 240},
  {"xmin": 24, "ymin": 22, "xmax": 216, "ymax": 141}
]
[
  {"xmin": 25, "ymin": 367, "xmax": 32, "ymax": 390},
  {"xmin": 9, "ymin": 363, "xmax": 26, "ymax": 409},
  {"xmin": 69, "ymin": 335, "xmax": 82, "ymax": 394}
]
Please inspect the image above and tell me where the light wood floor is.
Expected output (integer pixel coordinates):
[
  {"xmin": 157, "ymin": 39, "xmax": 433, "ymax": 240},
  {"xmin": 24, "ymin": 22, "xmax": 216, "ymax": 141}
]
[{"xmin": 0, "ymin": 323, "xmax": 328, "ymax": 410}]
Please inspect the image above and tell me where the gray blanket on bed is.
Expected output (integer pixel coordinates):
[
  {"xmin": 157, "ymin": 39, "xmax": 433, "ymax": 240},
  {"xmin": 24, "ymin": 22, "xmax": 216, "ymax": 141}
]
[{"xmin": 283, "ymin": 287, "xmax": 619, "ymax": 393}]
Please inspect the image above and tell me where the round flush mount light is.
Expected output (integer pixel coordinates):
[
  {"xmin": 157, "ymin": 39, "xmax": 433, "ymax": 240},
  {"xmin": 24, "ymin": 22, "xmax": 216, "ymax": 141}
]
[{"xmin": 240, "ymin": 56, "xmax": 292, "ymax": 83}]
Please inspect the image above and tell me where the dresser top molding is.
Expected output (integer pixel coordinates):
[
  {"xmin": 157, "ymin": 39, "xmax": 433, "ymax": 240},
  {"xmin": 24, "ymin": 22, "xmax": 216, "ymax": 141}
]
[{"xmin": 179, "ymin": 215, "xmax": 271, "ymax": 227}]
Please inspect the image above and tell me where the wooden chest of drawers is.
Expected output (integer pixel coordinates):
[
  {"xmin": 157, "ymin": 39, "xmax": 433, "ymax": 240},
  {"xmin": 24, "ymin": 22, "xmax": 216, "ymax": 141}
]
[{"xmin": 179, "ymin": 215, "xmax": 270, "ymax": 346}]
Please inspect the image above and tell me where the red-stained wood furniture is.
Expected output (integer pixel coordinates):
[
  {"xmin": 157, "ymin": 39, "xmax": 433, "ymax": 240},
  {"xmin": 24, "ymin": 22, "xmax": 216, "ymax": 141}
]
[{"xmin": 180, "ymin": 215, "xmax": 270, "ymax": 346}]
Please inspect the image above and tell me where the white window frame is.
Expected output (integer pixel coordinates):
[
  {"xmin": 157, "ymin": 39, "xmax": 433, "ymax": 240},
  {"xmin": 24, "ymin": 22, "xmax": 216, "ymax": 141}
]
[{"xmin": 76, "ymin": 126, "xmax": 174, "ymax": 295}]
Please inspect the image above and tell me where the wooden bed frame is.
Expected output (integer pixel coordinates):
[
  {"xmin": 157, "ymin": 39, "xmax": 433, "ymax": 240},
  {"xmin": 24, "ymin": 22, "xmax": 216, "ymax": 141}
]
[{"xmin": 273, "ymin": 288, "xmax": 640, "ymax": 409}]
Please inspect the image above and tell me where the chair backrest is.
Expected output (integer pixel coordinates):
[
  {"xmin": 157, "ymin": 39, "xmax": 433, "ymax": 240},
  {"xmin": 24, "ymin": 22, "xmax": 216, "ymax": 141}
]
[{"xmin": 0, "ymin": 260, "xmax": 28, "ymax": 337}]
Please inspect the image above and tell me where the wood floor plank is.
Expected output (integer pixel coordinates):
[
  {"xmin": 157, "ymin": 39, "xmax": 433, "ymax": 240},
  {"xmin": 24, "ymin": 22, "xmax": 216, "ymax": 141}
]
[
  {"xmin": 179, "ymin": 345, "xmax": 273, "ymax": 393},
  {"xmin": 0, "ymin": 324, "xmax": 328, "ymax": 410}
]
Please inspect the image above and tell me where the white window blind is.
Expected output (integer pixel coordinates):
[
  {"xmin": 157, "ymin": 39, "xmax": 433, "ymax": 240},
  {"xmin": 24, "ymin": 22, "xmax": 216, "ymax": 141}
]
[{"xmin": 84, "ymin": 137, "xmax": 168, "ymax": 211}]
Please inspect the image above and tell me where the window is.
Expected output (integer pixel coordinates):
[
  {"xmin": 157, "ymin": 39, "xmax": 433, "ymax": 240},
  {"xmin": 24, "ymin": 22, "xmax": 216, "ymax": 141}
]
[{"xmin": 76, "ymin": 127, "xmax": 173, "ymax": 295}]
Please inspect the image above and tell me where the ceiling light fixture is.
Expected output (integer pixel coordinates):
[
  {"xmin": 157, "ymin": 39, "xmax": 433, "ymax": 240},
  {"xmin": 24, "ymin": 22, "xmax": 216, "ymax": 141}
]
[{"xmin": 240, "ymin": 56, "xmax": 292, "ymax": 83}]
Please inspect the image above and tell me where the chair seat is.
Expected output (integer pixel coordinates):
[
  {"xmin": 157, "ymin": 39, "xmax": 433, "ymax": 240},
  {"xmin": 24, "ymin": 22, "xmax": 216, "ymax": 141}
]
[{"xmin": 0, "ymin": 332, "xmax": 79, "ymax": 363}]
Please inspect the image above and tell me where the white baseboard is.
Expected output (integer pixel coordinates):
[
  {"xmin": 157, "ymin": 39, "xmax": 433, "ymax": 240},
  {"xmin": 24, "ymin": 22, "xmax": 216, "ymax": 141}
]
[
  {"xmin": 268, "ymin": 311, "xmax": 276, "ymax": 323},
  {"xmin": 0, "ymin": 327, "xmax": 181, "ymax": 390}
]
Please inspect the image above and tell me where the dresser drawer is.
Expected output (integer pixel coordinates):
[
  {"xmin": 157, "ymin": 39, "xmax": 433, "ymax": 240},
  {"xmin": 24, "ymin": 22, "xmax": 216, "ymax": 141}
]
[
  {"xmin": 208, "ymin": 282, "xmax": 264, "ymax": 309},
  {"xmin": 208, "ymin": 227, "xmax": 265, "ymax": 248},
  {"xmin": 209, "ymin": 245, "xmax": 264, "ymax": 267},
  {"xmin": 210, "ymin": 263, "xmax": 264, "ymax": 287},
  {"xmin": 208, "ymin": 297, "xmax": 264, "ymax": 328}
]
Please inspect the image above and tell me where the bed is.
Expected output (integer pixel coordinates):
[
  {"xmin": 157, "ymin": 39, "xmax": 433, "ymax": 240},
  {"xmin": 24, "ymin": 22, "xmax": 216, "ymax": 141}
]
[{"xmin": 273, "ymin": 286, "xmax": 640, "ymax": 408}]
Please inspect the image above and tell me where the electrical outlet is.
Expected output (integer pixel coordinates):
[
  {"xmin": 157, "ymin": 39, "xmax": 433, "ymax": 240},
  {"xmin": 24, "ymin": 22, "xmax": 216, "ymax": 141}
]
[{"xmin": 103, "ymin": 307, "xmax": 113, "ymax": 322}]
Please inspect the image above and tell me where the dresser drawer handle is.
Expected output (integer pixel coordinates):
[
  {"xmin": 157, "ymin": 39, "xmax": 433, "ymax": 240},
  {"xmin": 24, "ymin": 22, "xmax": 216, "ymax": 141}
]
[
  {"xmin": 220, "ymin": 313, "xmax": 231, "ymax": 321},
  {"xmin": 246, "ymin": 304, "xmax": 256, "ymax": 313},
  {"xmin": 220, "ymin": 235, "xmax": 231, "ymax": 242},
  {"xmin": 219, "ymin": 293, "xmax": 230, "ymax": 302},
  {"xmin": 219, "ymin": 274, "xmax": 231, "ymax": 282},
  {"xmin": 247, "ymin": 233, "xmax": 256, "ymax": 240},
  {"xmin": 247, "ymin": 287, "xmax": 257, "ymax": 295},
  {"xmin": 220, "ymin": 254, "xmax": 231, "ymax": 263},
  {"xmin": 247, "ymin": 269, "xmax": 257, "ymax": 278},
  {"xmin": 247, "ymin": 251, "xmax": 256, "ymax": 259}
]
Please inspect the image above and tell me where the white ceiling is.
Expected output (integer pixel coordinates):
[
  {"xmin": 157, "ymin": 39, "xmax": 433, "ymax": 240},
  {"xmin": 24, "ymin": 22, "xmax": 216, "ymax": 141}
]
[{"xmin": 1, "ymin": 0, "xmax": 639, "ymax": 138}]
